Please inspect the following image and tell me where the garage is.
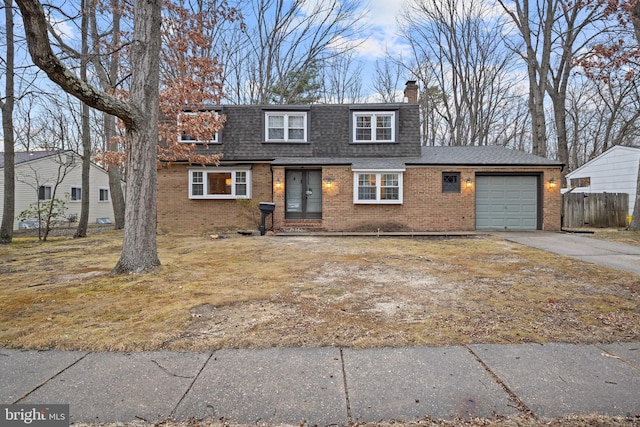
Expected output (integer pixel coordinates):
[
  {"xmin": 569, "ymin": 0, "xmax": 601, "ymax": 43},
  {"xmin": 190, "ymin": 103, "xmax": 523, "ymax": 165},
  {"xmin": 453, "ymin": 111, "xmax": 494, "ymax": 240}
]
[{"xmin": 475, "ymin": 175, "xmax": 539, "ymax": 230}]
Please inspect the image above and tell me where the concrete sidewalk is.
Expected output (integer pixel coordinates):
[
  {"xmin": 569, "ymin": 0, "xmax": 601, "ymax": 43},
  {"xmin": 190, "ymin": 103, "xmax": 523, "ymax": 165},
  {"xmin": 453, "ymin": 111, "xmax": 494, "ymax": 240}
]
[
  {"xmin": 2, "ymin": 343, "xmax": 639, "ymax": 425},
  {"xmin": 492, "ymin": 231, "xmax": 640, "ymax": 275}
]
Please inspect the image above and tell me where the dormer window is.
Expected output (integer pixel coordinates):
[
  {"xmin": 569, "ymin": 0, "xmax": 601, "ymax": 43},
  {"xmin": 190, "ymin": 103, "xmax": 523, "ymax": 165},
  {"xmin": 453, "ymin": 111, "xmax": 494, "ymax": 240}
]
[
  {"xmin": 265, "ymin": 112, "xmax": 307, "ymax": 142},
  {"xmin": 352, "ymin": 111, "xmax": 395, "ymax": 142},
  {"xmin": 178, "ymin": 111, "xmax": 220, "ymax": 143}
]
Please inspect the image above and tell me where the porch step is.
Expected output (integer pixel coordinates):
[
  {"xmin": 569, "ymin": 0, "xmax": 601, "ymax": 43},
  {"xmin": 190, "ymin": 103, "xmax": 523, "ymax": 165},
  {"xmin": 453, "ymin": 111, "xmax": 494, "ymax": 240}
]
[{"xmin": 278, "ymin": 220, "xmax": 326, "ymax": 233}]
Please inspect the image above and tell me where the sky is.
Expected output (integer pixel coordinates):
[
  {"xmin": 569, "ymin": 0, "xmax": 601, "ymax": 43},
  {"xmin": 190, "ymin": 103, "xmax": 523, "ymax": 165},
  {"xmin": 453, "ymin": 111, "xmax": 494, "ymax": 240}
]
[
  {"xmin": 353, "ymin": 0, "xmax": 409, "ymax": 60},
  {"xmin": 3, "ymin": 0, "xmax": 412, "ymax": 151}
]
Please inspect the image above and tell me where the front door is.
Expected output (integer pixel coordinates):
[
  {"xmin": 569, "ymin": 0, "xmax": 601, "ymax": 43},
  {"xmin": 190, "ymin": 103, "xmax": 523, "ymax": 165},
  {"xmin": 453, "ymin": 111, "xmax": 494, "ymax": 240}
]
[{"xmin": 285, "ymin": 170, "xmax": 322, "ymax": 219}]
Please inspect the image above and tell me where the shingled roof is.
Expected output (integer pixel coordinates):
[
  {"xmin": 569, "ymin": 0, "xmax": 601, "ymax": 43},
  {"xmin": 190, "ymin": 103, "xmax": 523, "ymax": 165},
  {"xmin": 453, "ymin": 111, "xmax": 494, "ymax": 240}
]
[
  {"xmin": 410, "ymin": 146, "xmax": 563, "ymax": 166},
  {"xmin": 0, "ymin": 151, "xmax": 63, "ymax": 169},
  {"xmin": 271, "ymin": 146, "xmax": 562, "ymax": 169}
]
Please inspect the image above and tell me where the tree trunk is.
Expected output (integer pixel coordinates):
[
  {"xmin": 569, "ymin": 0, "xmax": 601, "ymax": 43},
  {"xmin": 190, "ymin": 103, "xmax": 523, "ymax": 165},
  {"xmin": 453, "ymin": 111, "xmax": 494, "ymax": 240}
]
[
  {"xmin": 113, "ymin": 0, "xmax": 161, "ymax": 273},
  {"xmin": 89, "ymin": 0, "xmax": 125, "ymax": 230},
  {"xmin": 75, "ymin": 0, "xmax": 90, "ymax": 239},
  {"xmin": 105, "ymin": 113, "xmax": 126, "ymax": 229},
  {"xmin": 0, "ymin": 0, "xmax": 16, "ymax": 244},
  {"xmin": 629, "ymin": 1, "xmax": 640, "ymax": 231},
  {"xmin": 16, "ymin": 0, "xmax": 160, "ymax": 273}
]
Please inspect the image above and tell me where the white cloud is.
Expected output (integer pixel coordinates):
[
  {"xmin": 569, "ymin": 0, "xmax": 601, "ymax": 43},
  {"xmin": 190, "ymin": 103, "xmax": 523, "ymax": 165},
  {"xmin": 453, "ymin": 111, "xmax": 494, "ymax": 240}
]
[{"xmin": 353, "ymin": 0, "xmax": 410, "ymax": 59}]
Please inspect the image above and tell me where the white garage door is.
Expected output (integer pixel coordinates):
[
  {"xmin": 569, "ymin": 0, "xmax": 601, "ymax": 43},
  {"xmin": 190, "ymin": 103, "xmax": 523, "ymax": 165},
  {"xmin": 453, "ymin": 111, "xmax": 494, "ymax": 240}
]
[{"xmin": 476, "ymin": 176, "xmax": 538, "ymax": 230}]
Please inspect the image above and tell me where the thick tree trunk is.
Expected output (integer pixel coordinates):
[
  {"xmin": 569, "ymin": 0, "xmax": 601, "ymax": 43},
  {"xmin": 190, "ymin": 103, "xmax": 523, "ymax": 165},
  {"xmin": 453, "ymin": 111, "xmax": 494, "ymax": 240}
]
[
  {"xmin": 17, "ymin": 0, "xmax": 160, "ymax": 273},
  {"xmin": 0, "ymin": 0, "xmax": 16, "ymax": 244},
  {"xmin": 113, "ymin": 0, "xmax": 161, "ymax": 273}
]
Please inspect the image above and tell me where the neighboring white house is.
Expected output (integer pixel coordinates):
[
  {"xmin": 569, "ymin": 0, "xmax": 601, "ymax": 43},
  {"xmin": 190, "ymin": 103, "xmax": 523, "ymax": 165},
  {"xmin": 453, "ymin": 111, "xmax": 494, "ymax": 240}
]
[
  {"xmin": 0, "ymin": 151, "xmax": 115, "ymax": 230},
  {"xmin": 565, "ymin": 145, "xmax": 640, "ymax": 218}
]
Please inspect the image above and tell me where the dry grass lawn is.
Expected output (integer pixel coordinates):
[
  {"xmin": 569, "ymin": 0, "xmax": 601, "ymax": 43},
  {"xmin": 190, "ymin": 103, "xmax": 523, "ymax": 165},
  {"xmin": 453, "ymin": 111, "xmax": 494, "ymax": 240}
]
[
  {"xmin": 584, "ymin": 228, "xmax": 640, "ymax": 247},
  {"xmin": 1, "ymin": 230, "xmax": 639, "ymax": 352}
]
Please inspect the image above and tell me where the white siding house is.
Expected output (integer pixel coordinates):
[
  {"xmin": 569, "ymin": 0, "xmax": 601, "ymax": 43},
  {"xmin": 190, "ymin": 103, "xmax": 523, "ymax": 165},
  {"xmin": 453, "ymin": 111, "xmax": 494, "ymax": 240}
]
[
  {"xmin": 0, "ymin": 151, "xmax": 115, "ymax": 230},
  {"xmin": 565, "ymin": 145, "xmax": 640, "ymax": 217}
]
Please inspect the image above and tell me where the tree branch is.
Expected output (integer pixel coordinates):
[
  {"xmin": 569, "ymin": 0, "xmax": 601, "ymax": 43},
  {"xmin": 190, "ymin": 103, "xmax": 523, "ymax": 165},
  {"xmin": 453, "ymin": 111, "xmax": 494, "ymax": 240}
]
[{"xmin": 15, "ymin": 0, "xmax": 140, "ymax": 130}]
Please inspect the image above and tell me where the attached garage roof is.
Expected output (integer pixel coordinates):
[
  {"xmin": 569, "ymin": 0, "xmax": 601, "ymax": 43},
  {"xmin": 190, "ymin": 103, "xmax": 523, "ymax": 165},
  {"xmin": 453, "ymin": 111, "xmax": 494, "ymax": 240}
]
[
  {"xmin": 410, "ymin": 146, "xmax": 563, "ymax": 166},
  {"xmin": 272, "ymin": 146, "xmax": 563, "ymax": 168}
]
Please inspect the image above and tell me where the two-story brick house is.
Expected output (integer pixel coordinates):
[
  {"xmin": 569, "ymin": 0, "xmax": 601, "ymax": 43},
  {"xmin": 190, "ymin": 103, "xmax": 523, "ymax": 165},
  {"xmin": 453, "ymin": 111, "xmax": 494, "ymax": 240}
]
[{"xmin": 157, "ymin": 82, "xmax": 563, "ymax": 233}]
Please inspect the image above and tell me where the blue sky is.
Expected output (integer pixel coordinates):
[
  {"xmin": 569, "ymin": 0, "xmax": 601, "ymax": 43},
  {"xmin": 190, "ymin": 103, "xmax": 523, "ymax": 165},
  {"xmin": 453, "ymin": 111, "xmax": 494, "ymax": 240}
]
[{"xmin": 353, "ymin": 0, "xmax": 409, "ymax": 60}]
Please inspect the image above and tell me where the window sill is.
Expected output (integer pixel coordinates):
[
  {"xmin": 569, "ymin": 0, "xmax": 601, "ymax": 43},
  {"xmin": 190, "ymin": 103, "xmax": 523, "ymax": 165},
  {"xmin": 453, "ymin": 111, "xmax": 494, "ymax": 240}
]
[
  {"xmin": 354, "ymin": 200, "xmax": 403, "ymax": 205},
  {"xmin": 189, "ymin": 196, "xmax": 251, "ymax": 200}
]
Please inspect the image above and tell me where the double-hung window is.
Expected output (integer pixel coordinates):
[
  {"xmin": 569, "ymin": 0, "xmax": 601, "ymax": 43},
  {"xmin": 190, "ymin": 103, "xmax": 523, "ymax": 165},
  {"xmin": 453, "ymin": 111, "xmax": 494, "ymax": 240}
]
[
  {"xmin": 99, "ymin": 188, "xmax": 110, "ymax": 202},
  {"xmin": 353, "ymin": 171, "xmax": 403, "ymax": 204},
  {"xmin": 353, "ymin": 111, "xmax": 395, "ymax": 142},
  {"xmin": 70, "ymin": 186, "xmax": 82, "ymax": 201},
  {"xmin": 38, "ymin": 185, "xmax": 53, "ymax": 201},
  {"xmin": 265, "ymin": 112, "xmax": 307, "ymax": 142},
  {"xmin": 178, "ymin": 111, "xmax": 220, "ymax": 143},
  {"xmin": 189, "ymin": 169, "xmax": 251, "ymax": 199}
]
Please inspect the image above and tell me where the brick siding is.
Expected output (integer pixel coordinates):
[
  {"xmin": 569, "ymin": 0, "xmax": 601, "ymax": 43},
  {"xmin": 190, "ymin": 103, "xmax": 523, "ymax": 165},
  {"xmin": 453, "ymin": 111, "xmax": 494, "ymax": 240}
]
[
  {"xmin": 158, "ymin": 164, "xmax": 562, "ymax": 233},
  {"xmin": 157, "ymin": 163, "xmax": 273, "ymax": 233}
]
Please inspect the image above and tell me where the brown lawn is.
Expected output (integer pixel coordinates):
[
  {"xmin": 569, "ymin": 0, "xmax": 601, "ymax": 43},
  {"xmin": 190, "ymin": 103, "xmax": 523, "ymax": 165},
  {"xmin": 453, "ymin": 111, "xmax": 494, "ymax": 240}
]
[{"xmin": 1, "ymin": 230, "xmax": 638, "ymax": 352}]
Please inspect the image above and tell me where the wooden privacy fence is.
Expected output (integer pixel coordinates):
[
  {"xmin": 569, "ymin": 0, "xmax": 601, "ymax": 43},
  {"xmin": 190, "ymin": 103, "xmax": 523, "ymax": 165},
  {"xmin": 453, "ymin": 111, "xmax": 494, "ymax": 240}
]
[{"xmin": 562, "ymin": 192, "xmax": 628, "ymax": 228}]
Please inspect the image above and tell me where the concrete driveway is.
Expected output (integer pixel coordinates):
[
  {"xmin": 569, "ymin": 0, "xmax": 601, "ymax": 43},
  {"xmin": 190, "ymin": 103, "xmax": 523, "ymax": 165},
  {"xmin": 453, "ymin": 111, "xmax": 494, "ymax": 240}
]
[{"xmin": 493, "ymin": 231, "xmax": 640, "ymax": 275}]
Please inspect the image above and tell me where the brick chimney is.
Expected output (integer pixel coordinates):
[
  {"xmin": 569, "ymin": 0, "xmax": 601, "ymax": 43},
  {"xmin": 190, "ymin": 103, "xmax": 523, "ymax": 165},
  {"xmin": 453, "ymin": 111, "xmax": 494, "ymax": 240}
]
[{"xmin": 404, "ymin": 80, "xmax": 419, "ymax": 104}]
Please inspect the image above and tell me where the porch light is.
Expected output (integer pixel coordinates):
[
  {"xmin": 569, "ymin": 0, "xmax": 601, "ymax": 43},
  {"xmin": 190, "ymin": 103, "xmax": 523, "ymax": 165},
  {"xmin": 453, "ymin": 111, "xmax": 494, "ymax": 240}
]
[
  {"xmin": 323, "ymin": 177, "xmax": 335, "ymax": 189},
  {"xmin": 465, "ymin": 177, "xmax": 473, "ymax": 188},
  {"xmin": 549, "ymin": 177, "xmax": 556, "ymax": 188},
  {"xmin": 225, "ymin": 178, "xmax": 232, "ymax": 186},
  {"xmin": 275, "ymin": 179, "xmax": 282, "ymax": 190}
]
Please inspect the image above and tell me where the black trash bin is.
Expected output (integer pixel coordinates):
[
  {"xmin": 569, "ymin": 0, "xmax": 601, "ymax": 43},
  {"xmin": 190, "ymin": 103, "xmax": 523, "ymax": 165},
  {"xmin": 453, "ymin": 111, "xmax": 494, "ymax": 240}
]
[{"xmin": 258, "ymin": 202, "xmax": 276, "ymax": 236}]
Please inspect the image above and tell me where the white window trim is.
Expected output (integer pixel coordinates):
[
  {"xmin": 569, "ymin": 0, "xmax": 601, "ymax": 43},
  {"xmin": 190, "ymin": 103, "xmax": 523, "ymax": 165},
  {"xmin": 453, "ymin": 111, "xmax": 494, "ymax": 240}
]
[
  {"xmin": 352, "ymin": 111, "xmax": 396, "ymax": 143},
  {"xmin": 189, "ymin": 168, "xmax": 252, "ymax": 200},
  {"xmin": 264, "ymin": 112, "xmax": 308, "ymax": 142},
  {"xmin": 70, "ymin": 186, "xmax": 82, "ymax": 202},
  {"xmin": 178, "ymin": 111, "xmax": 220, "ymax": 144},
  {"xmin": 353, "ymin": 170, "xmax": 404, "ymax": 204},
  {"xmin": 98, "ymin": 187, "xmax": 110, "ymax": 202}
]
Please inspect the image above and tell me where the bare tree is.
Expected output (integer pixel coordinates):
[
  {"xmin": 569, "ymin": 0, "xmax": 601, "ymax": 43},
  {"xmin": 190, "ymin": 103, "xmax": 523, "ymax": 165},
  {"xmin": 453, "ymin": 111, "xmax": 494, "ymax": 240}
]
[
  {"xmin": 319, "ymin": 52, "xmax": 365, "ymax": 104},
  {"xmin": 16, "ymin": 0, "xmax": 163, "ymax": 273},
  {"xmin": 223, "ymin": 0, "xmax": 365, "ymax": 104},
  {"xmin": 498, "ymin": 0, "xmax": 557, "ymax": 156},
  {"xmin": 1, "ymin": 0, "xmax": 16, "ymax": 243},
  {"xmin": 400, "ymin": 0, "xmax": 519, "ymax": 146},
  {"xmin": 74, "ymin": 0, "xmax": 92, "ymax": 238},
  {"xmin": 88, "ymin": 0, "xmax": 126, "ymax": 229},
  {"xmin": 372, "ymin": 58, "xmax": 404, "ymax": 103}
]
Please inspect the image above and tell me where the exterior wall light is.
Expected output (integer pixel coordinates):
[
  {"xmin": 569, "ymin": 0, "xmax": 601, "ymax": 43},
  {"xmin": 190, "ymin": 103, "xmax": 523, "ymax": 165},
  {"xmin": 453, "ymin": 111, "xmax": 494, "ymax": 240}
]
[
  {"xmin": 465, "ymin": 177, "xmax": 473, "ymax": 188},
  {"xmin": 275, "ymin": 179, "xmax": 282, "ymax": 190},
  {"xmin": 323, "ymin": 177, "xmax": 335, "ymax": 189},
  {"xmin": 549, "ymin": 177, "xmax": 556, "ymax": 189}
]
